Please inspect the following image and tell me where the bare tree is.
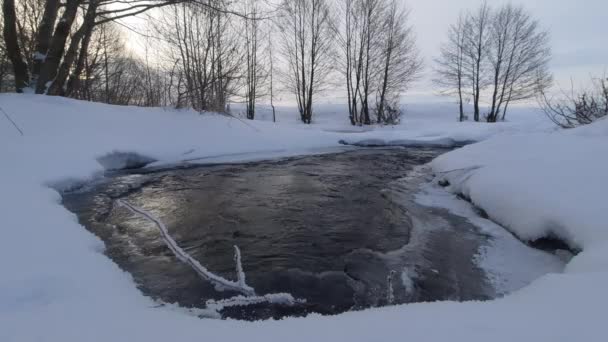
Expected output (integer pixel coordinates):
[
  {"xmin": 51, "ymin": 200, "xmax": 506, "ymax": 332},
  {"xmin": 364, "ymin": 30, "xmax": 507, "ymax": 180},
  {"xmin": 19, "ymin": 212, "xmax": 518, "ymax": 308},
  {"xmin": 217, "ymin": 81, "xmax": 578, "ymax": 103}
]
[
  {"xmin": 464, "ymin": 1, "xmax": 490, "ymax": 122},
  {"xmin": 435, "ymin": 2, "xmax": 551, "ymax": 123},
  {"xmin": 434, "ymin": 13, "xmax": 470, "ymax": 122},
  {"xmin": 268, "ymin": 32, "xmax": 276, "ymax": 122},
  {"xmin": 153, "ymin": 1, "xmax": 243, "ymax": 112},
  {"xmin": 374, "ymin": 0, "xmax": 422, "ymax": 125},
  {"xmin": 242, "ymin": 0, "xmax": 267, "ymax": 120},
  {"xmin": 539, "ymin": 76, "xmax": 608, "ymax": 129},
  {"xmin": 485, "ymin": 4, "xmax": 552, "ymax": 122},
  {"xmin": 2, "ymin": 0, "xmax": 29, "ymax": 92},
  {"xmin": 2, "ymin": 0, "xmax": 254, "ymax": 96},
  {"xmin": 0, "ymin": 43, "xmax": 9, "ymax": 92},
  {"xmin": 57, "ymin": 21, "xmax": 166, "ymax": 106},
  {"xmin": 0, "ymin": 13, "xmax": 13, "ymax": 92},
  {"xmin": 434, "ymin": 3, "xmax": 489, "ymax": 122},
  {"xmin": 277, "ymin": 0, "xmax": 335, "ymax": 124},
  {"xmin": 339, "ymin": 0, "xmax": 384, "ymax": 125}
]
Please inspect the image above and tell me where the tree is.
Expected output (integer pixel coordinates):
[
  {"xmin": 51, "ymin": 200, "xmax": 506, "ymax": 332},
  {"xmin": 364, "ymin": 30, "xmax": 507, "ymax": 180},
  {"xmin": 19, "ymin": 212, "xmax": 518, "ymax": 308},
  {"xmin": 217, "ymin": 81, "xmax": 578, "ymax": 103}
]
[
  {"xmin": 339, "ymin": 0, "xmax": 383, "ymax": 125},
  {"xmin": 434, "ymin": 3, "xmax": 489, "ymax": 122},
  {"xmin": 485, "ymin": 4, "xmax": 552, "ymax": 122},
  {"xmin": 434, "ymin": 2, "xmax": 551, "ymax": 123},
  {"xmin": 539, "ymin": 76, "xmax": 608, "ymax": 129},
  {"xmin": 434, "ymin": 13, "xmax": 469, "ymax": 122},
  {"xmin": 268, "ymin": 30, "xmax": 277, "ymax": 122},
  {"xmin": 242, "ymin": 0, "xmax": 267, "ymax": 120},
  {"xmin": 153, "ymin": 1, "xmax": 243, "ymax": 112},
  {"xmin": 277, "ymin": 0, "xmax": 335, "ymax": 124},
  {"xmin": 2, "ymin": 0, "xmax": 29, "ymax": 92},
  {"xmin": 464, "ymin": 1, "xmax": 491, "ymax": 122},
  {"xmin": 2, "ymin": 0, "xmax": 253, "ymax": 95},
  {"xmin": 338, "ymin": 0, "xmax": 420, "ymax": 125},
  {"xmin": 374, "ymin": 0, "xmax": 421, "ymax": 125}
]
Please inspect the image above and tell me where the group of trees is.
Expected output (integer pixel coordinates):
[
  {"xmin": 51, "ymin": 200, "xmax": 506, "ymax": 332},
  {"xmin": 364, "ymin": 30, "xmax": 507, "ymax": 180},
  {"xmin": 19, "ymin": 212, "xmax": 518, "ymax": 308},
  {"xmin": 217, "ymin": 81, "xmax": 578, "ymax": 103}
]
[
  {"xmin": 4, "ymin": 0, "xmax": 581, "ymax": 127},
  {"xmin": 1, "ymin": 0, "xmax": 422, "ymax": 125},
  {"xmin": 154, "ymin": 2, "xmax": 243, "ymax": 112},
  {"xmin": 434, "ymin": 2, "xmax": 552, "ymax": 122},
  {"xmin": 338, "ymin": 0, "xmax": 421, "ymax": 125},
  {"xmin": 274, "ymin": 0, "xmax": 422, "ymax": 124},
  {"xmin": 0, "ymin": 0, "xmax": 197, "ymax": 105},
  {"xmin": 277, "ymin": 0, "xmax": 335, "ymax": 124}
]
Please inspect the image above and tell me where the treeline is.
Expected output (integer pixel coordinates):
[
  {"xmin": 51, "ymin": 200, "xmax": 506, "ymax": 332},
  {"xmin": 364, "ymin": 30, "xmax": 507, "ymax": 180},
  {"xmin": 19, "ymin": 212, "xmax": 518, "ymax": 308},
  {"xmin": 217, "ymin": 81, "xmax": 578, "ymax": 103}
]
[
  {"xmin": 0, "ymin": 0, "xmax": 179, "ymax": 105},
  {"xmin": 434, "ymin": 2, "xmax": 552, "ymax": 122},
  {"xmin": 0, "ymin": 0, "xmax": 422, "ymax": 124},
  {"xmin": 2, "ymin": 0, "xmax": 558, "ymax": 125}
]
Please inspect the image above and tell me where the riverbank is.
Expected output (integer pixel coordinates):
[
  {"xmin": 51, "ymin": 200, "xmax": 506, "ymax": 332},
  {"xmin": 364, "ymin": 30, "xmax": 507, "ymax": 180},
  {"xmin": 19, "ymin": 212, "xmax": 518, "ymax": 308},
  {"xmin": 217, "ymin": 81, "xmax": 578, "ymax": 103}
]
[{"xmin": 1, "ymin": 94, "xmax": 605, "ymax": 342}]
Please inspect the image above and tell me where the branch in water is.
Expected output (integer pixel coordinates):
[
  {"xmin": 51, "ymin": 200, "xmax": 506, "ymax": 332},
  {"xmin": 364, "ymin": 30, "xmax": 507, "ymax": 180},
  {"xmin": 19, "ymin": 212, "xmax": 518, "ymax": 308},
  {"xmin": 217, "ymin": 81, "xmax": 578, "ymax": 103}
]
[
  {"xmin": 206, "ymin": 293, "xmax": 305, "ymax": 312},
  {"xmin": 117, "ymin": 199, "xmax": 255, "ymax": 296},
  {"xmin": 234, "ymin": 245, "xmax": 247, "ymax": 288}
]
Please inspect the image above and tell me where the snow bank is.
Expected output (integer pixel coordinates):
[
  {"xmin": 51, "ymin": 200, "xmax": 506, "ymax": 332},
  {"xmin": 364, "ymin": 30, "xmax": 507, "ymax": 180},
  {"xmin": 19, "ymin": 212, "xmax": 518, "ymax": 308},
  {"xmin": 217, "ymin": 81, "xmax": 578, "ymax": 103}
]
[
  {"xmin": 338, "ymin": 103, "xmax": 555, "ymax": 147},
  {"xmin": 1, "ymin": 94, "xmax": 605, "ymax": 342},
  {"xmin": 432, "ymin": 118, "xmax": 608, "ymax": 275}
]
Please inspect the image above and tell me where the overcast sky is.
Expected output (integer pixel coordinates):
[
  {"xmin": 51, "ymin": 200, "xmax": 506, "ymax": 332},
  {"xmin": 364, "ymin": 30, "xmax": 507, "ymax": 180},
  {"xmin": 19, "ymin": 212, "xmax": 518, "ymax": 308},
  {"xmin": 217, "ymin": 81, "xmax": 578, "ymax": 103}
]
[
  {"xmin": 406, "ymin": 0, "xmax": 608, "ymax": 98},
  {"xmin": 128, "ymin": 0, "xmax": 607, "ymax": 103}
]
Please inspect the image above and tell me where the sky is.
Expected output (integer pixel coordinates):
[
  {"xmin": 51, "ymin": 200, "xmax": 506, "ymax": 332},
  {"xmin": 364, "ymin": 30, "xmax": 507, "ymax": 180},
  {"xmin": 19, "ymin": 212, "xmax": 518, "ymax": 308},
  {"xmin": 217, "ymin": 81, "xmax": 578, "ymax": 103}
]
[
  {"xmin": 126, "ymin": 0, "xmax": 608, "ymax": 103},
  {"xmin": 406, "ymin": 0, "xmax": 608, "ymax": 99}
]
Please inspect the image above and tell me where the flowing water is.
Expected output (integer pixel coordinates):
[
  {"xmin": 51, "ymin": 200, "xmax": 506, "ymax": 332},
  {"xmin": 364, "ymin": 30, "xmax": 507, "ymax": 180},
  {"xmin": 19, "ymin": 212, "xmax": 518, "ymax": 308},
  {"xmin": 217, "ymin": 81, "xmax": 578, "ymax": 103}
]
[{"xmin": 62, "ymin": 147, "xmax": 499, "ymax": 320}]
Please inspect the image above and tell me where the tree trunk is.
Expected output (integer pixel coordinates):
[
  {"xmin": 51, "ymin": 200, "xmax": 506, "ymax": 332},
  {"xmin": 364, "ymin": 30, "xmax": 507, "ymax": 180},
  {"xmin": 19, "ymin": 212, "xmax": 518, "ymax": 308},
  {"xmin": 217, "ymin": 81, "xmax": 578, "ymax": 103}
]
[
  {"xmin": 2, "ymin": 0, "xmax": 30, "ymax": 92},
  {"xmin": 458, "ymin": 80, "xmax": 464, "ymax": 122},
  {"xmin": 31, "ymin": 0, "xmax": 60, "ymax": 84},
  {"xmin": 65, "ymin": 24, "xmax": 96, "ymax": 97},
  {"xmin": 35, "ymin": 0, "xmax": 82, "ymax": 94},
  {"xmin": 473, "ymin": 60, "xmax": 481, "ymax": 121},
  {"xmin": 48, "ymin": 1, "xmax": 98, "ymax": 96}
]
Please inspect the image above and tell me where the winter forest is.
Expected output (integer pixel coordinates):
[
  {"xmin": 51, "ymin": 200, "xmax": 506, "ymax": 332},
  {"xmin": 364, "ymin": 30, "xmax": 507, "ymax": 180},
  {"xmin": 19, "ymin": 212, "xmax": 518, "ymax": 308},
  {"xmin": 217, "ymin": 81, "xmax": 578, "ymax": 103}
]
[{"xmin": 2, "ymin": 0, "xmax": 603, "ymax": 126}]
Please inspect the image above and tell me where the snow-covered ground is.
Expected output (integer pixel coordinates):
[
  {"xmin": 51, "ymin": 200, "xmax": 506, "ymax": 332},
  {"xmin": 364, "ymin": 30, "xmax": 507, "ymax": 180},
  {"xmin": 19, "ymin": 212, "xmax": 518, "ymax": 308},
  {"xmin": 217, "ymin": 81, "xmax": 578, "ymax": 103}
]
[{"xmin": 1, "ymin": 94, "xmax": 606, "ymax": 341}]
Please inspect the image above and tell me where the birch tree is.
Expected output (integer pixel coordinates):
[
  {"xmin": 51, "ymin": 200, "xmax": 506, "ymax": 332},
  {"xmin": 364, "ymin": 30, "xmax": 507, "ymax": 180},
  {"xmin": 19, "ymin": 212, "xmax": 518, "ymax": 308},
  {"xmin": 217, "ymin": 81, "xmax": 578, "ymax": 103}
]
[
  {"xmin": 464, "ymin": 2, "xmax": 490, "ymax": 122},
  {"xmin": 0, "ymin": 13, "xmax": 13, "ymax": 92},
  {"xmin": 434, "ymin": 13, "xmax": 470, "ymax": 122},
  {"xmin": 277, "ymin": 0, "xmax": 335, "ymax": 124},
  {"xmin": 485, "ymin": 4, "xmax": 552, "ymax": 122},
  {"xmin": 242, "ymin": 0, "xmax": 266, "ymax": 120},
  {"xmin": 154, "ymin": 1, "xmax": 243, "ymax": 112},
  {"xmin": 434, "ymin": 2, "xmax": 551, "ymax": 122},
  {"xmin": 374, "ymin": 0, "xmax": 422, "ymax": 124},
  {"xmin": 339, "ymin": 0, "xmax": 383, "ymax": 125}
]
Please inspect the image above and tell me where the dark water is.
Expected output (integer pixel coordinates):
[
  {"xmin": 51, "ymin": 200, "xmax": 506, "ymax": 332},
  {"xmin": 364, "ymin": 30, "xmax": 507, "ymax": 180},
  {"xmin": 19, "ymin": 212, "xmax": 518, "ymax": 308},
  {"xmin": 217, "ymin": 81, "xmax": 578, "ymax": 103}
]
[{"xmin": 62, "ymin": 148, "xmax": 493, "ymax": 320}]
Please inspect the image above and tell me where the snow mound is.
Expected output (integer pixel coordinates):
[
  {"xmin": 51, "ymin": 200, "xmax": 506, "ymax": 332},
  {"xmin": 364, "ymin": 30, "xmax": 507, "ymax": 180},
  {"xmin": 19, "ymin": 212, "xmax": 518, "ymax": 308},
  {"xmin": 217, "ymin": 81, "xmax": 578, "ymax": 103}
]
[{"xmin": 431, "ymin": 118, "xmax": 608, "ymax": 272}]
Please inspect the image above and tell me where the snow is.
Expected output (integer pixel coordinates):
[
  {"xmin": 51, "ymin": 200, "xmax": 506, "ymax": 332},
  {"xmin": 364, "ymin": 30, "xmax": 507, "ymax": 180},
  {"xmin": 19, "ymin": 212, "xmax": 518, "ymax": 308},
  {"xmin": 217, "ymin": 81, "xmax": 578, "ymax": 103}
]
[
  {"xmin": 414, "ymin": 172, "xmax": 566, "ymax": 295},
  {"xmin": 32, "ymin": 51, "xmax": 47, "ymax": 61},
  {"xmin": 1, "ymin": 93, "xmax": 606, "ymax": 341},
  {"xmin": 431, "ymin": 118, "xmax": 608, "ymax": 254}
]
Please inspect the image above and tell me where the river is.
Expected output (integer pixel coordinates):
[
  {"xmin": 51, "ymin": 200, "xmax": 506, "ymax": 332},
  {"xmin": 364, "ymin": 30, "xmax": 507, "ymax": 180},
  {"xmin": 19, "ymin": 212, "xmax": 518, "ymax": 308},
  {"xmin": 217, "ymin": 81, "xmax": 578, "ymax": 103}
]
[{"xmin": 61, "ymin": 147, "xmax": 557, "ymax": 320}]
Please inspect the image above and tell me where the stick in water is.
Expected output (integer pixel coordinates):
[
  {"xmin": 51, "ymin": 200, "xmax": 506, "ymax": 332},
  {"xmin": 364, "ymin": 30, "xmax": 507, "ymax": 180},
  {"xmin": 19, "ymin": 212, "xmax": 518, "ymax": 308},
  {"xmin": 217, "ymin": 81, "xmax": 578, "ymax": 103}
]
[{"xmin": 117, "ymin": 199, "xmax": 255, "ymax": 296}]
